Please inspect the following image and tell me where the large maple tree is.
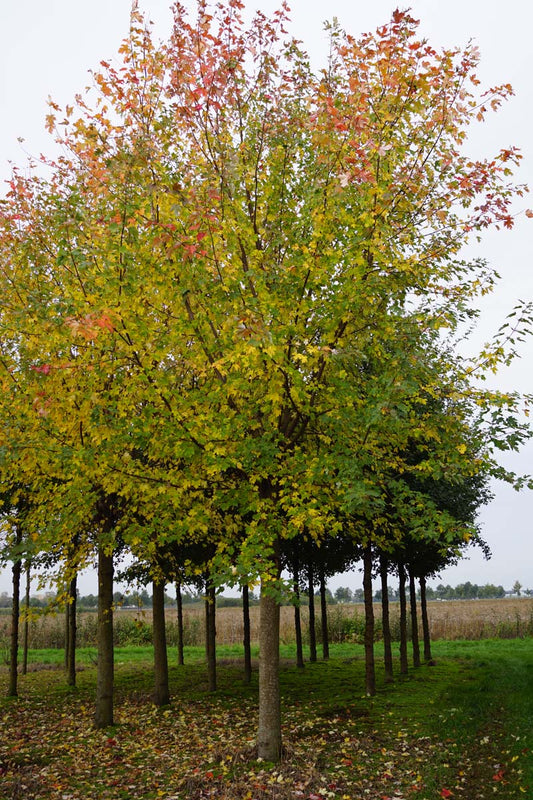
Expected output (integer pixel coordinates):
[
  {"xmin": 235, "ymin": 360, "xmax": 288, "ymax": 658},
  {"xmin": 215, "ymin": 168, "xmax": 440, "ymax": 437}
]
[{"xmin": 0, "ymin": 1, "xmax": 531, "ymax": 757}]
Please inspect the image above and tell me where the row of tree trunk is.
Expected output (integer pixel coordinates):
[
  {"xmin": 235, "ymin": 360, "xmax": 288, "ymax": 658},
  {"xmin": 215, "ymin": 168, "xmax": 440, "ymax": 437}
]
[{"xmin": 7, "ymin": 545, "xmax": 433, "ymax": 722}]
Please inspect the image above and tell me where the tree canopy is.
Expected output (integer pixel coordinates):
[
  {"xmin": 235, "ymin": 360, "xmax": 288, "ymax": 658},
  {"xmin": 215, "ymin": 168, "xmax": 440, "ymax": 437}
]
[{"xmin": 0, "ymin": 0, "xmax": 531, "ymax": 757}]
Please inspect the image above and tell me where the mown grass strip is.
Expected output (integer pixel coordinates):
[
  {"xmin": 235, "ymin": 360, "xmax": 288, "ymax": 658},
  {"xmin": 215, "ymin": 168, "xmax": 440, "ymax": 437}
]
[{"xmin": 0, "ymin": 639, "xmax": 531, "ymax": 799}]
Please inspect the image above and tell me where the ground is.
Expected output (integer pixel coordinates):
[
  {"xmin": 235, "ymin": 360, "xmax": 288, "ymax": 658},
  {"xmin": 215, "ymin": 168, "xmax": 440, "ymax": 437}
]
[{"xmin": 0, "ymin": 640, "xmax": 531, "ymax": 799}]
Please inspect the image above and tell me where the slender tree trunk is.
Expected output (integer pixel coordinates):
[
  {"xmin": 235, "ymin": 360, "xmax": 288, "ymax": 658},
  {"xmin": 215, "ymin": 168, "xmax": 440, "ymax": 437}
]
[
  {"xmin": 176, "ymin": 581, "xmax": 184, "ymax": 666},
  {"xmin": 7, "ymin": 526, "xmax": 22, "ymax": 697},
  {"xmin": 419, "ymin": 576, "xmax": 434, "ymax": 663},
  {"xmin": 307, "ymin": 563, "xmax": 317, "ymax": 663},
  {"xmin": 292, "ymin": 557, "xmax": 304, "ymax": 669},
  {"xmin": 204, "ymin": 590, "xmax": 210, "ymax": 662},
  {"xmin": 409, "ymin": 569, "xmax": 421, "ymax": 668},
  {"xmin": 67, "ymin": 573, "xmax": 77, "ymax": 686},
  {"xmin": 398, "ymin": 561, "xmax": 408, "ymax": 676},
  {"xmin": 206, "ymin": 579, "xmax": 217, "ymax": 692},
  {"xmin": 257, "ymin": 579, "xmax": 281, "ymax": 761},
  {"xmin": 319, "ymin": 567, "xmax": 329, "ymax": 661},
  {"xmin": 64, "ymin": 592, "xmax": 70, "ymax": 672},
  {"xmin": 153, "ymin": 579, "xmax": 170, "ymax": 706},
  {"xmin": 95, "ymin": 546, "xmax": 114, "ymax": 728},
  {"xmin": 380, "ymin": 554, "xmax": 394, "ymax": 683},
  {"xmin": 363, "ymin": 543, "xmax": 376, "ymax": 696},
  {"xmin": 22, "ymin": 560, "xmax": 31, "ymax": 676},
  {"xmin": 242, "ymin": 584, "xmax": 252, "ymax": 683}
]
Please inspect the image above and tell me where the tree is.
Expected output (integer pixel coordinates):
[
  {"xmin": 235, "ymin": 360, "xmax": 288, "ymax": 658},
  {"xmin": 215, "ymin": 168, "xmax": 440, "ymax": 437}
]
[
  {"xmin": 0, "ymin": 1, "xmax": 531, "ymax": 759},
  {"xmin": 362, "ymin": 542, "xmax": 376, "ymax": 696},
  {"xmin": 7, "ymin": 523, "xmax": 22, "ymax": 698},
  {"xmin": 152, "ymin": 577, "xmax": 170, "ymax": 706},
  {"xmin": 335, "ymin": 587, "xmax": 354, "ymax": 604},
  {"xmin": 379, "ymin": 553, "xmax": 394, "ymax": 683},
  {"xmin": 175, "ymin": 581, "xmax": 185, "ymax": 666}
]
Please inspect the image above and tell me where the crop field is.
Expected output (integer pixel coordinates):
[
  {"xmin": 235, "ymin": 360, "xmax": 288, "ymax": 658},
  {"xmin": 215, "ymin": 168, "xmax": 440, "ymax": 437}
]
[{"xmin": 1, "ymin": 597, "xmax": 532, "ymax": 653}]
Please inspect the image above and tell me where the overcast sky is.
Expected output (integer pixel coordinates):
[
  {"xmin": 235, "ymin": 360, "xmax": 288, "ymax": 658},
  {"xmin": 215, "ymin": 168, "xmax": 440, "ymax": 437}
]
[{"xmin": 0, "ymin": 0, "xmax": 532, "ymax": 596}]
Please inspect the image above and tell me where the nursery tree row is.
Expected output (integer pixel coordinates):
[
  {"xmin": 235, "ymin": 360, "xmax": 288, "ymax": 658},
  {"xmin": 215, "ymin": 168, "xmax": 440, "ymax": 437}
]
[{"xmin": 0, "ymin": 0, "xmax": 532, "ymax": 761}]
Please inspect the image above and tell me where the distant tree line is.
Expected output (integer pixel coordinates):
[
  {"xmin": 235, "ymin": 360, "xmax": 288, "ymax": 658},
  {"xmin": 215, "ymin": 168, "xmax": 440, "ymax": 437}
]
[
  {"xmin": 326, "ymin": 582, "xmax": 530, "ymax": 603},
  {"xmin": 420, "ymin": 582, "xmax": 508, "ymax": 600},
  {"xmin": 2, "ymin": 581, "xmax": 529, "ymax": 611}
]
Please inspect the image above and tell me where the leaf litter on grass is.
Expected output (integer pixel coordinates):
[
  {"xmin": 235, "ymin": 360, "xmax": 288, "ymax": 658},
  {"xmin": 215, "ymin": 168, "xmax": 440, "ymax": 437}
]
[{"xmin": 0, "ymin": 650, "xmax": 530, "ymax": 800}]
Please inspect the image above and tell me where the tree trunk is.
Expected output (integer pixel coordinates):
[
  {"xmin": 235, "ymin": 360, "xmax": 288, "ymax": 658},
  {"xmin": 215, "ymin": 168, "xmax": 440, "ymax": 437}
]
[
  {"xmin": 243, "ymin": 584, "xmax": 252, "ymax": 684},
  {"xmin": 398, "ymin": 561, "xmax": 408, "ymax": 676},
  {"xmin": 204, "ymin": 590, "xmax": 210, "ymax": 662},
  {"xmin": 176, "ymin": 581, "xmax": 184, "ymax": 666},
  {"xmin": 64, "ymin": 592, "xmax": 70, "ymax": 672},
  {"xmin": 7, "ymin": 525, "xmax": 22, "ymax": 698},
  {"xmin": 363, "ymin": 543, "xmax": 376, "ymax": 697},
  {"xmin": 409, "ymin": 569, "xmax": 421, "ymax": 668},
  {"xmin": 257, "ymin": 580, "xmax": 281, "ymax": 761},
  {"xmin": 307, "ymin": 563, "xmax": 317, "ymax": 663},
  {"xmin": 319, "ymin": 567, "xmax": 329, "ymax": 661},
  {"xmin": 380, "ymin": 554, "xmax": 394, "ymax": 683},
  {"xmin": 67, "ymin": 573, "xmax": 77, "ymax": 686},
  {"xmin": 95, "ymin": 546, "xmax": 114, "ymax": 728},
  {"xmin": 153, "ymin": 579, "xmax": 170, "ymax": 706},
  {"xmin": 206, "ymin": 578, "xmax": 217, "ymax": 692},
  {"xmin": 419, "ymin": 575, "xmax": 433, "ymax": 663},
  {"xmin": 292, "ymin": 557, "xmax": 304, "ymax": 669},
  {"xmin": 22, "ymin": 560, "xmax": 31, "ymax": 676}
]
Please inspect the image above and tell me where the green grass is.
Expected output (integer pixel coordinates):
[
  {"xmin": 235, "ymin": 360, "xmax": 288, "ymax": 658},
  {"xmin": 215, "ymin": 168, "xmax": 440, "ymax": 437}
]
[{"xmin": 0, "ymin": 639, "xmax": 531, "ymax": 799}]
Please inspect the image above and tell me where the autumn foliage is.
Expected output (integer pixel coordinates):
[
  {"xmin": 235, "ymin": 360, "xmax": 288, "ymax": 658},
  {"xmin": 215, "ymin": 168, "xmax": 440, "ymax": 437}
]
[{"xmin": 0, "ymin": 0, "xmax": 531, "ymax": 757}]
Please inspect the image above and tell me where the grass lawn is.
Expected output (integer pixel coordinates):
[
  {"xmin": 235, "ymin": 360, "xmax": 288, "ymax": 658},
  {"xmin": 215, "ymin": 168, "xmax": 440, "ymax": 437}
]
[{"xmin": 0, "ymin": 639, "xmax": 531, "ymax": 799}]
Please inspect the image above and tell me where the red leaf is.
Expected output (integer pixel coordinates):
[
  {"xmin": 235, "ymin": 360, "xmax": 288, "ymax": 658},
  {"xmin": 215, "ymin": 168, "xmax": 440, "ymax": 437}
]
[
  {"xmin": 440, "ymin": 790, "xmax": 453, "ymax": 799},
  {"xmin": 94, "ymin": 313, "xmax": 115, "ymax": 332}
]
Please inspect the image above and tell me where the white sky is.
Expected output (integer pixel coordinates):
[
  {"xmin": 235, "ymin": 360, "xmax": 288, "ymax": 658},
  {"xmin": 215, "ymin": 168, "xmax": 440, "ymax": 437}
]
[{"xmin": 0, "ymin": 0, "xmax": 532, "ymax": 595}]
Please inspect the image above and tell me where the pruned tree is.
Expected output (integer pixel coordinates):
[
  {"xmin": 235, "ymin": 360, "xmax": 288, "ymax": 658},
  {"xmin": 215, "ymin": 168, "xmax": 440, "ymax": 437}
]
[{"xmin": 0, "ymin": 1, "xmax": 531, "ymax": 760}]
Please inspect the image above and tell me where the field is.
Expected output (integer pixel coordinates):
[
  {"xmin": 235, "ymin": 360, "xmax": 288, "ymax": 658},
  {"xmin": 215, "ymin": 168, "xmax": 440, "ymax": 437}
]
[
  {"xmin": 0, "ymin": 638, "xmax": 532, "ymax": 800},
  {"xmin": 1, "ymin": 597, "xmax": 532, "ymax": 652}
]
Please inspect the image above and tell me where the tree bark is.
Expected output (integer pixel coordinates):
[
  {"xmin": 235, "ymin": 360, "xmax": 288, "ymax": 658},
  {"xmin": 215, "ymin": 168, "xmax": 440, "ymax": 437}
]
[
  {"xmin": 67, "ymin": 573, "xmax": 77, "ymax": 686},
  {"xmin": 319, "ymin": 567, "xmax": 329, "ymax": 661},
  {"xmin": 307, "ymin": 563, "xmax": 317, "ymax": 663},
  {"xmin": 204, "ymin": 589, "xmax": 210, "ymax": 662},
  {"xmin": 206, "ymin": 578, "xmax": 217, "ymax": 692},
  {"xmin": 398, "ymin": 561, "xmax": 408, "ymax": 676},
  {"xmin": 409, "ymin": 569, "xmax": 421, "ymax": 668},
  {"xmin": 419, "ymin": 575, "xmax": 433, "ymax": 663},
  {"xmin": 22, "ymin": 560, "xmax": 31, "ymax": 676},
  {"xmin": 380, "ymin": 554, "xmax": 394, "ymax": 683},
  {"xmin": 95, "ymin": 546, "xmax": 114, "ymax": 728},
  {"xmin": 7, "ymin": 525, "xmax": 22, "ymax": 698},
  {"xmin": 257, "ymin": 580, "xmax": 281, "ymax": 761},
  {"xmin": 292, "ymin": 557, "xmax": 304, "ymax": 669},
  {"xmin": 243, "ymin": 584, "xmax": 252, "ymax": 683},
  {"xmin": 363, "ymin": 543, "xmax": 376, "ymax": 696},
  {"xmin": 176, "ymin": 581, "xmax": 184, "ymax": 666},
  {"xmin": 153, "ymin": 579, "xmax": 170, "ymax": 706},
  {"xmin": 64, "ymin": 592, "xmax": 70, "ymax": 672}
]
